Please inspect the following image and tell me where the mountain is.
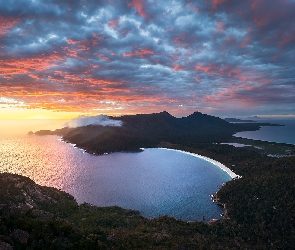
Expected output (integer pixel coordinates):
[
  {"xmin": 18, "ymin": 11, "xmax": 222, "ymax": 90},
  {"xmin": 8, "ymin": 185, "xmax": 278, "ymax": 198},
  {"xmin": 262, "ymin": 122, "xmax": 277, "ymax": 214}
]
[{"xmin": 34, "ymin": 111, "xmax": 271, "ymax": 155}]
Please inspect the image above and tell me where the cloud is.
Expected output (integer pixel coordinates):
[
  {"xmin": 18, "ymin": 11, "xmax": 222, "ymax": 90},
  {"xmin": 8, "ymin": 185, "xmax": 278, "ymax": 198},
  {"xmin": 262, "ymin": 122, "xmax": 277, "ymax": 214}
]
[
  {"xmin": 128, "ymin": 0, "xmax": 146, "ymax": 17},
  {"xmin": 0, "ymin": 0, "xmax": 294, "ymax": 117},
  {"xmin": 0, "ymin": 16, "xmax": 20, "ymax": 36},
  {"xmin": 65, "ymin": 115, "xmax": 123, "ymax": 128}
]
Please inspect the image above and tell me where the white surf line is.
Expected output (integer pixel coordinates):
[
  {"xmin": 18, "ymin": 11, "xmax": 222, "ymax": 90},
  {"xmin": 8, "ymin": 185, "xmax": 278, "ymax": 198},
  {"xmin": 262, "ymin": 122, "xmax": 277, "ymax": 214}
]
[
  {"xmin": 145, "ymin": 147, "xmax": 241, "ymax": 179},
  {"xmin": 57, "ymin": 136, "xmax": 87, "ymax": 153}
]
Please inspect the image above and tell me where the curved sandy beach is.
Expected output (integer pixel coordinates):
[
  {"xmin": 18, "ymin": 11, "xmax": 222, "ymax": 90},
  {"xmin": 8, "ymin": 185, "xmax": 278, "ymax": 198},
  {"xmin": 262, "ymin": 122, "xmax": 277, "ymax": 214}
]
[{"xmin": 156, "ymin": 148, "xmax": 241, "ymax": 179}]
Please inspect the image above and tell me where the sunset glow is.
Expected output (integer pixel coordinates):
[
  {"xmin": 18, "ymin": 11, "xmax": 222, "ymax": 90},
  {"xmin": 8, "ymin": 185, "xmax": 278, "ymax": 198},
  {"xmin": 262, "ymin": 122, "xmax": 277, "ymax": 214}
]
[{"xmin": 0, "ymin": 0, "xmax": 294, "ymax": 120}]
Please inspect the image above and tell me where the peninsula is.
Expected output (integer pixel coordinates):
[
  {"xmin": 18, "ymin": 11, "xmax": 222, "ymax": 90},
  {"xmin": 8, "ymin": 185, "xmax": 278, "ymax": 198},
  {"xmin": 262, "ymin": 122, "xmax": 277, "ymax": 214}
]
[{"xmin": 33, "ymin": 111, "xmax": 281, "ymax": 155}]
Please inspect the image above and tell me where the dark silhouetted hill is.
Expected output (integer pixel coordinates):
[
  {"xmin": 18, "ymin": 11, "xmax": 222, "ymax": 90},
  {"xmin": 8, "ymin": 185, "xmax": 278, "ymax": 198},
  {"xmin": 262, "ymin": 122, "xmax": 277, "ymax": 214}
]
[{"xmin": 34, "ymin": 111, "xmax": 279, "ymax": 154}]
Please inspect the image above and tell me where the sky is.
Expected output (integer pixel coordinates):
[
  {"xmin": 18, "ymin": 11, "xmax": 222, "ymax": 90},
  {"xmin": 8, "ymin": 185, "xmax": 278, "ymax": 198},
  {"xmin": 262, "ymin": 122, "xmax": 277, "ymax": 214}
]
[{"xmin": 1, "ymin": 0, "xmax": 295, "ymax": 120}]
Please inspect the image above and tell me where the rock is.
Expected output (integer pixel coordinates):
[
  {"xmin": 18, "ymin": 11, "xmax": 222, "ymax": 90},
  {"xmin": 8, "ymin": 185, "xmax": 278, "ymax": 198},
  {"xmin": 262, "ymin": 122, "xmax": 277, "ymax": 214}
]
[
  {"xmin": 31, "ymin": 209, "xmax": 54, "ymax": 221},
  {"xmin": 0, "ymin": 241, "xmax": 13, "ymax": 250},
  {"xmin": 19, "ymin": 203, "xmax": 33, "ymax": 214},
  {"xmin": 10, "ymin": 229, "xmax": 29, "ymax": 244}
]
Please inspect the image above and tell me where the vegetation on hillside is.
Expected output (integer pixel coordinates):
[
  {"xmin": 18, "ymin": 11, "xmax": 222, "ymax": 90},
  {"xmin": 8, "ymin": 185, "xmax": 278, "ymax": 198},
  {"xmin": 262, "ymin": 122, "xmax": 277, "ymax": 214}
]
[{"xmin": 34, "ymin": 111, "xmax": 283, "ymax": 155}]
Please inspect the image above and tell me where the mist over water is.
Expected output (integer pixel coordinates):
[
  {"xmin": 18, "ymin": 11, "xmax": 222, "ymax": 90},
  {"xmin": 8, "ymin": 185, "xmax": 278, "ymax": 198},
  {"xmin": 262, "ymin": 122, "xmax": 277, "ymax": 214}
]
[{"xmin": 0, "ymin": 134, "xmax": 231, "ymax": 221}]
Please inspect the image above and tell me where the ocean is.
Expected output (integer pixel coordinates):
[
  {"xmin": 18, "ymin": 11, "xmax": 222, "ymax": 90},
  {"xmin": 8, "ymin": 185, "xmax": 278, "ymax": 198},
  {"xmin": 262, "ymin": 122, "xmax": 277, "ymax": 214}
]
[
  {"xmin": 0, "ymin": 134, "xmax": 231, "ymax": 221},
  {"xmin": 234, "ymin": 118, "xmax": 295, "ymax": 145}
]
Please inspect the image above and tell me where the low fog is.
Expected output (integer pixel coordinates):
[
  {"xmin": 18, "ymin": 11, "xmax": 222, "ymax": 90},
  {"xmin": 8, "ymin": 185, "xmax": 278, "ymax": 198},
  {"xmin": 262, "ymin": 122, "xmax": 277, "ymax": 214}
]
[{"xmin": 65, "ymin": 115, "xmax": 123, "ymax": 128}]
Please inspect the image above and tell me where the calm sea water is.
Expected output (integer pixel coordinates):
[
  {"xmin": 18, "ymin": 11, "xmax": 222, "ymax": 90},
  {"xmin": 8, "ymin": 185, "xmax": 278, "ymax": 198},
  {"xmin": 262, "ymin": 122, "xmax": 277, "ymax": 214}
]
[
  {"xmin": 234, "ymin": 119, "xmax": 295, "ymax": 145},
  {"xmin": 0, "ymin": 135, "xmax": 231, "ymax": 221}
]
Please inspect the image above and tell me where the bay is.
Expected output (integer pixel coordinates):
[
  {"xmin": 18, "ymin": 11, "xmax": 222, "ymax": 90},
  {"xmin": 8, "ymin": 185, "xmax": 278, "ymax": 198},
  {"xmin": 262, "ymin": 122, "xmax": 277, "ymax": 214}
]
[
  {"xmin": 234, "ymin": 119, "xmax": 295, "ymax": 145},
  {"xmin": 0, "ymin": 135, "xmax": 232, "ymax": 221}
]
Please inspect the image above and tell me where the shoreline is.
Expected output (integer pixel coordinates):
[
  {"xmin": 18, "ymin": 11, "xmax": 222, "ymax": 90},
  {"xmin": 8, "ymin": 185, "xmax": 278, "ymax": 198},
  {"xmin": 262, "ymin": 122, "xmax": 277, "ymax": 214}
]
[
  {"xmin": 57, "ymin": 137, "xmax": 240, "ymax": 179},
  {"xmin": 153, "ymin": 147, "xmax": 241, "ymax": 179},
  {"xmin": 51, "ymin": 140, "xmax": 234, "ymax": 222}
]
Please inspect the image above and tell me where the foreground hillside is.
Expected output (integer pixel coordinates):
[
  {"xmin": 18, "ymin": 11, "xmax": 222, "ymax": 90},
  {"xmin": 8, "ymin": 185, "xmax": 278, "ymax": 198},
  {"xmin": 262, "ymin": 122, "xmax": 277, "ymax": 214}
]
[{"xmin": 1, "ymin": 149, "xmax": 294, "ymax": 249}]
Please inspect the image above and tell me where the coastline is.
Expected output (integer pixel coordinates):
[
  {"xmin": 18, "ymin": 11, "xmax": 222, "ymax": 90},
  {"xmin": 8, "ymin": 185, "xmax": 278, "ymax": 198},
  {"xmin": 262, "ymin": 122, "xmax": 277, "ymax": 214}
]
[
  {"xmin": 154, "ymin": 147, "xmax": 241, "ymax": 179},
  {"xmin": 57, "ymin": 137, "xmax": 240, "ymax": 179},
  {"xmin": 54, "ymin": 138, "xmax": 239, "ymax": 221}
]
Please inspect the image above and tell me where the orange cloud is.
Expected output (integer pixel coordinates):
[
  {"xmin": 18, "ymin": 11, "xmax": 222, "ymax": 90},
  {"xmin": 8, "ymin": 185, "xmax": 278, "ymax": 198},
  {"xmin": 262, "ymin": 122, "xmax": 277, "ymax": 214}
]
[
  {"xmin": 251, "ymin": 2, "xmax": 258, "ymax": 10},
  {"xmin": 250, "ymin": 1, "xmax": 282, "ymax": 29},
  {"xmin": 123, "ymin": 48, "xmax": 156, "ymax": 58},
  {"xmin": 279, "ymin": 31, "xmax": 295, "ymax": 48},
  {"xmin": 64, "ymin": 38, "xmax": 102, "ymax": 58},
  {"xmin": 0, "ymin": 78, "xmax": 171, "ymax": 114},
  {"xmin": 66, "ymin": 36, "xmax": 107, "ymax": 54},
  {"xmin": 96, "ymin": 53, "xmax": 110, "ymax": 61},
  {"xmin": 128, "ymin": 0, "xmax": 146, "ymax": 17},
  {"xmin": 201, "ymin": 82, "xmax": 258, "ymax": 108},
  {"xmin": 173, "ymin": 33, "xmax": 192, "ymax": 48},
  {"xmin": 108, "ymin": 19, "xmax": 119, "ymax": 30},
  {"xmin": 195, "ymin": 64, "xmax": 218, "ymax": 75},
  {"xmin": 211, "ymin": 0, "xmax": 225, "ymax": 11},
  {"xmin": 85, "ymin": 78, "xmax": 124, "ymax": 87},
  {"xmin": 187, "ymin": 3, "xmax": 199, "ymax": 12},
  {"xmin": 0, "ymin": 16, "xmax": 20, "ymax": 36},
  {"xmin": 195, "ymin": 64, "xmax": 250, "ymax": 82},
  {"xmin": 219, "ymin": 67, "xmax": 242, "ymax": 77},
  {"xmin": 0, "ymin": 53, "xmax": 63, "ymax": 78},
  {"xmin": 67, "ymin": 39, "xmax": 79, "ymax": 45},
  {"xmin": 28, "ymin": 74, "xmax": 40, "ymax": 79},
  {"xmin": 216, "ymin": 21, "xmax": 225, "ymax": 32},
  {"xmin": 253, "ymin": 17, "xmax": 267, "ymax": 27},
  {"xmin": 173, "ymin": 64, "xmax": 186, "ymax": 71}
]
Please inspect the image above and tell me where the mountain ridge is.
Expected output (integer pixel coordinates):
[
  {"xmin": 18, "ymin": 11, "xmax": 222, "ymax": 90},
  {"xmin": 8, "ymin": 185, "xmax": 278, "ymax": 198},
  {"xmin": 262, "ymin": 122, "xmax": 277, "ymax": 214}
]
[{"xmin": 34, "ymin": 111, "xmax": 276, "ymax": 155}]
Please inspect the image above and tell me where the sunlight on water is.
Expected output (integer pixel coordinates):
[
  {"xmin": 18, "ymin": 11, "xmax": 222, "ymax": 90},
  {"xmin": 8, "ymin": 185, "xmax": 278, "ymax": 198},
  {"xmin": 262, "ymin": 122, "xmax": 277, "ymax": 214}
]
[
  {"xmin": 0, "ymin": 135, "xmax": 78, "ymax": 189},
  {"xmin": 0, "ymin": 134, "xmax": 232, "ymax": 221}
]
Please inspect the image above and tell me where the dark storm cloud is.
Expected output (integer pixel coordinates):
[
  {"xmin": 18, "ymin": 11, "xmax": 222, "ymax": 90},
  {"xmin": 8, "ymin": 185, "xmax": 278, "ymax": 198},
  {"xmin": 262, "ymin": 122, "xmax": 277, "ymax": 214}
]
[{"xmin": 0, "ymin": 0, "xmax": 294, "ymax": 116}]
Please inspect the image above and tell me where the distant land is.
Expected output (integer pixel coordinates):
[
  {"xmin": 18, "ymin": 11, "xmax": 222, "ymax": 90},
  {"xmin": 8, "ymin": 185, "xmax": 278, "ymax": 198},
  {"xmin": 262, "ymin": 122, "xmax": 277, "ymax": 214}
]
[
  {"xmin": 33, "ymin": 111, "xmax": 282, "ymax": 155},
  {"xmin": 224, "ymin": 117, "xmax": 256, "ymax": 122}
]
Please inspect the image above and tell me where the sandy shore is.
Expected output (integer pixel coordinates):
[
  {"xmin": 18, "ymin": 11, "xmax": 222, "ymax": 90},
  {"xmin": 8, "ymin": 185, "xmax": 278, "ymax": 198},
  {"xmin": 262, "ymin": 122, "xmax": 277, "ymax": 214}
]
[{"xmin": 156, "ymin": 148, "xmax": 241, "ymax": 179}]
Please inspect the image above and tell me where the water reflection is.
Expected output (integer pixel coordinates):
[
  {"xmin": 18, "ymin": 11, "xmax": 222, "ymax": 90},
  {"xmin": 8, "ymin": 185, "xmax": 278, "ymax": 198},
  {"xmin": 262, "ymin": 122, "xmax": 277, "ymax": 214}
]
[{"xmin": 0, "ymin": 135, "xmax": 231, "ymax": 221}]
